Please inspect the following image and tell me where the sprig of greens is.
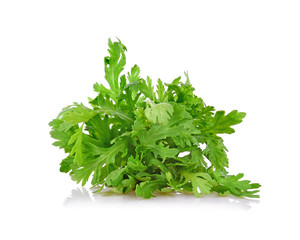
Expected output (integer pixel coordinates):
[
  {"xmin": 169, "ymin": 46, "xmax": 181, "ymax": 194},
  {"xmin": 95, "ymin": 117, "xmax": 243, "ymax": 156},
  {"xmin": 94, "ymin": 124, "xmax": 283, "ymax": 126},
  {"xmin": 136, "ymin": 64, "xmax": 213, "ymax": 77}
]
[{"xmin": 49, "ymin": 38, "xmax": 261, "ymax": 198}]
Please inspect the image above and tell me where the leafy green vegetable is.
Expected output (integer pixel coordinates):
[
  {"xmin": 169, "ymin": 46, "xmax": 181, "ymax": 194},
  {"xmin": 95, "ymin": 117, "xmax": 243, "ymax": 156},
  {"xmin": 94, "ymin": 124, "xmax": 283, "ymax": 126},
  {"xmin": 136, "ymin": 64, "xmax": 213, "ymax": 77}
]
[{"xmin": 49, "ymin": 38, "xmax": 261, "ymax": 199}]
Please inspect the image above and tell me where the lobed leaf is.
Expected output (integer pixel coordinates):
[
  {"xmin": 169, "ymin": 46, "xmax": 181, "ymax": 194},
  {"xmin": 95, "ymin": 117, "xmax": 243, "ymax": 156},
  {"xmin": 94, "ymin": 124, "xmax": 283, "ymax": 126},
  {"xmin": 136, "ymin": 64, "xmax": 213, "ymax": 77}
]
[{"xmin": 49, "ymin": 38, "xmax": 260, "ymax": 199}]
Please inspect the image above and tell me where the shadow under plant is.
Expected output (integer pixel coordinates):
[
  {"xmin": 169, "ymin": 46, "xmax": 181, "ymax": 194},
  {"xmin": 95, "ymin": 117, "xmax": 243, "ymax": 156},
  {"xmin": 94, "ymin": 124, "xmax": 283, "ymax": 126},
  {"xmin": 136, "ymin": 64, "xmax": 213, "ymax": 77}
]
[{"xmin": 64, "ymin": 187, "xmax": 260, "ymax": 210}]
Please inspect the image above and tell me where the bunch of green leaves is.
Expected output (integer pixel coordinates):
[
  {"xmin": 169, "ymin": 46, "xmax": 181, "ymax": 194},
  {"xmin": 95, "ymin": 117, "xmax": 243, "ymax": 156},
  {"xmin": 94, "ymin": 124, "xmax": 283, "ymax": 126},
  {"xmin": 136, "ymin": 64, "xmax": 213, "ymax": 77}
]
[{"xmin": 49, "ymin": 38, "xmax": 261, "ymax": 199}]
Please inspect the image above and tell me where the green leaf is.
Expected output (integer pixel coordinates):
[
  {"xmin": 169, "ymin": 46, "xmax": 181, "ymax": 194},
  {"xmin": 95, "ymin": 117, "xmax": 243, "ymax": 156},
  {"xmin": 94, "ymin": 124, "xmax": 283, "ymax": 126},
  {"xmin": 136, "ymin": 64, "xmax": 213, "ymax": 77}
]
[
  {"xmin": 138, "ymin": 77, "xmax": 156, "ymax": 100},
  {"xmin": 148, "ymin": 159, "xmax": 171, "ymax": 174},
  {"xmin": 104, "ymin": 38, "xmax": 127, "ymax": 100},
  {"xmin": 157, "ymin": 78, "xmax": 167, "ymax": 102},
  {"xmin": 70, "ymin": 139, "xmax": 127, "ymax": 186},
  {"xmin": 106, "ymin": 168, "xmax": 126, "ymax": 186},
  {"xmin": 50, "ymin": 38, "xmax": 260, "ymax": 199},
  {"xmin": 151, "ymin": 142, "xmax": 179, "ymax": 162},
  {"xmin": 190, "ymin": 148, "xmax": 207, "ymax": 168},
  {"xmin": 211, "ymin": 170, "xmax": 261, "ymax": 198},
  {"xmin": 136, "ymin": 180, "xmax": 166, "ymax": 199},
  {"xmin": 206, "ymin": 110, "xmax": 246, "ymax": 134},
  {"xmin": 58, "ymin": 103, "xmax": 97, "ymax": 124},
  {"xmin": 89, "ymin": 94, "xmax": 134, "ymax": 125},
  {"xmin": 127, "ymin": 65, "xmax": 140, "ymax": 83},
  {"xmin": 120, "ymin": 176, "xmax": 137, "ymax": 193},
  {"xmin": 127, "ymin": 156, "xmax": 147, "ymax": 172},
  {"xmin": 49, "ymin": 119, "xmax": 77, "ymax": 152},
  {"xmin": 93, "ymin": 82, "xmax": 112, "ymax": 96},
  {"xmin": 85, "ymin": 114, "xmax": 111, "ymax": 147},
  {"xmin": 68, "ymin": 124, "xmax": 84, "ymax": 166},
  {"xmin": 203, "ymin": 135, "xmax": 229, "ymax": 170},
  {"xmin": 145, "ymin": 100, "xmax": 174, "ymax": 125},
  {"xmin": 182, "ymin": 171, "xmax": 213, "ymax": 197},
  {"xmin": 59, "ymin": 155, "xmax": 74, "ymax": 173}
]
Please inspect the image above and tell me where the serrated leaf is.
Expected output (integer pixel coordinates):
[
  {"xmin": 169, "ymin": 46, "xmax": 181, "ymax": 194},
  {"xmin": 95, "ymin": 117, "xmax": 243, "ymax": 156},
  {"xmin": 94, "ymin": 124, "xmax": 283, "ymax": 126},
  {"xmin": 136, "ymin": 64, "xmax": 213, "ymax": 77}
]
[
  {"xmin": 157, "ymin": 78, "xmax": 167, "ymax": 102},
  {"xmin": 104, "ymin": 38, "xmax": 127, "ymax": 100},
  {"xmin": 127, "ymin": 156, "xmax": 147, "ymax": 172},
  {"xmin": 70, "ymin": 139, "xmax": 127, "ymax": 186},
  {"xmin": 182, "ymin": 171, "xmax": 213, "ymax": 197},
  {"xmin": 59, "ymin": 103, "xmax": 97, "ymax": 124},
  {"xmin": 50, "ymin": 38, "xmax": 260, "ymax": 199},
  {"xmin": 211, "ymin": 170, "xmax": 261, "ymax": 198},
  {"xmin": 127, "ymin": 65, "xmax": 140, "ymax": 83},
  {"xmin": 136, "ymin": 180, "xmax": 166, "ymax": 199},
  {"xmin": 68, "ymin": 124, "xmax": 84, "ymax": 166},
  {"xmin": 203, "ymin": 135, "xmax": 229, "ymax": 170},
  {"xmin": 206, "ymin": 110, "xmax": 246, "ymax": 134},
  {"xmin": 145, "ymin": 100, "xmax": 174, "ymax": 125},
  {"xmin": 105, "ymin": 168, "xmax": 125, "ymax": 186}
]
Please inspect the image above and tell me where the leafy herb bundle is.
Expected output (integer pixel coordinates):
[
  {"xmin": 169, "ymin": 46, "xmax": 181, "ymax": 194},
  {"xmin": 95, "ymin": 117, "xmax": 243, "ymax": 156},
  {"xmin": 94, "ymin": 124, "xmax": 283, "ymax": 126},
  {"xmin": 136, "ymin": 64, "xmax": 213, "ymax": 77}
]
[{"xmin": 49, "ymin": 38, "xmax": 261, "ymax": 198}]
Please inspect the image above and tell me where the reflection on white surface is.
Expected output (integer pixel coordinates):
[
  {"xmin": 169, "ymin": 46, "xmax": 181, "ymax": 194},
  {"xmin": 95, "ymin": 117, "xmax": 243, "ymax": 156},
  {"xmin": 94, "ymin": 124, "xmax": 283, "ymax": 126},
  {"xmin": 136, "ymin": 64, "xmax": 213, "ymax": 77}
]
[{"xmin": 64, "ymin": 187, "xmax": 260, "ymax": 210}]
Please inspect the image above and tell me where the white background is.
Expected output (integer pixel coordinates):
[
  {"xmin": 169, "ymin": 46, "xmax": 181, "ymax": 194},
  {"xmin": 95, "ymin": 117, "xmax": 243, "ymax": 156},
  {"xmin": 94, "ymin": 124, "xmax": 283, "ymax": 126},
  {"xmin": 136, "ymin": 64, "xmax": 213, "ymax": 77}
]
[{"xmin": 1, "ymin": 0, "xmax": 299, "ymax": 239}]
